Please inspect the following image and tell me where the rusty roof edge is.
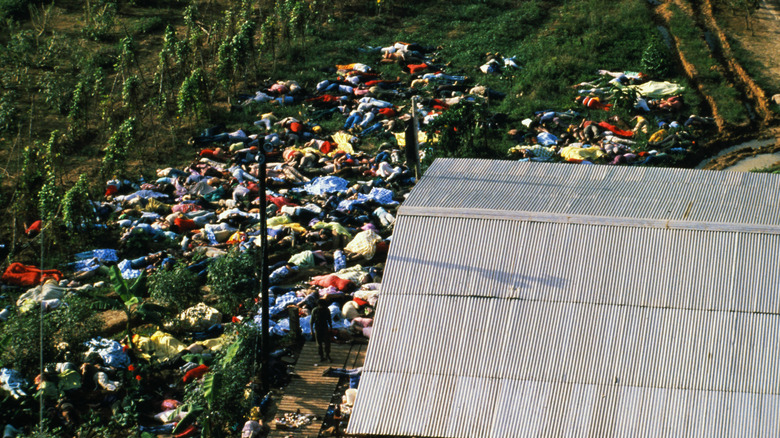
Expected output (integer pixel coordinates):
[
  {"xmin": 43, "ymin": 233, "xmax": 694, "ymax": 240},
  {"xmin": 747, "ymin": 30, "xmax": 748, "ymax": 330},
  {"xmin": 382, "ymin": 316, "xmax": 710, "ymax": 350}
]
[{"xmin": 398, "ymin": 205, "xmax": 780, "ymax": 235}]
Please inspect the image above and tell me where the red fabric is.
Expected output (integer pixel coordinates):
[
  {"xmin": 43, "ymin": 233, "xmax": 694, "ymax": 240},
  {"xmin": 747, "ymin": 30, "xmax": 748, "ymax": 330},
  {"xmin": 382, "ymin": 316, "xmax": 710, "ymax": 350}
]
[
  {"xmin": 310, "ymin": 274, "xmax": 354, "ymax": 291},
  {"xmin": 246, "ymin": 182, "xmax": 260, "ymax": 195},
  {"xmin": 104, "ymin": 185, "xmax": 119, "ymax": 197},
  {"xmin": 25, "ymin": 220, "xmax": 42, "ymax": 235},
  {"xmin": 289, "ymin": 122, "xmax": 303, "ymax": 133},
  {"xmin": 596, "ymin": 122, "xmax": 634, "ymax": 138},
  {"xmin": 319, "ymin": 141, "xmax": 333, "ymax": 155},
  {"xmin": 353, "ymin": 297, "xmax": 369, "ymax": 307},
  {"xmin": 375, "ymin": 241, "xmax": 390, "ymax": 259},
  {"xmin": 407, "ymin": 63, "xmax": 429, "ymax": 75},
  {"xmin": 199, "ymin": 149, "xmax": 224, "ymax": 161},
  {"xmin": 174, "ymin": 217, "xmax": 199, "ymax": 232},
  {"xmin": 266, "ymin": 195, "xmax": 298, "ymax": 210},
  {"xmin": 582, "ymin": 96, "xmax": 612, "ymax": 111},
  {"xmin": 364, "ymin": 79, "xmax": 399, "ymax": 87},
  {"xmin": 174, "ymin": 425, "xmax": 198, "ymax": 438},
  {"xmin": 2, "ymin": 263, "xmax": 63, "ymax": 286},
  {"xmin": 283, "ymin": 149, "xmax": 302, "ymax": 162},
  {"xmin": 305, "ymin": 95, "xmax": 343, "ymax": 104},
  {"xmin": 182, "ymin": 365, "xmax": 209, "ymax": 383},
  {"xmin": 378, "ymin": 108, "xmax": 397, "ymax": 118}
]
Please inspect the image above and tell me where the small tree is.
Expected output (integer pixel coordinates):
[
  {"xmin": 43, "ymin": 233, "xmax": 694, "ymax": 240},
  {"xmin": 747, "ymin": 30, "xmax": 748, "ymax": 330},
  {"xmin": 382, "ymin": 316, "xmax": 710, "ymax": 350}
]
[
  {"xmin": 101, "ymin": 117, "xmax": 136, "ymax": 179},
  {"xmin": 61, "ymin": 174, "xmax": 95, "ymax": 234},
  {"xmin": 640, "ymin": 37, "xmax": 673, "ymax": 78},
  {"xmin": 122, "ymin": 75, "xmax": 140, "ymax": 112},
  {"xmin": 178, "ymin": 67, "xmax": 208, "ymax": 121},
  {"xmin": 66, "ymin": 80, "xmax": 89, "ymax": 142},
  {"xmin": 148, "ymin": 263, "xmax": 201, "ymax": 311},
  {"xmin": 206, "ymin": 247, "xmax": 259, "ymax": 315}
]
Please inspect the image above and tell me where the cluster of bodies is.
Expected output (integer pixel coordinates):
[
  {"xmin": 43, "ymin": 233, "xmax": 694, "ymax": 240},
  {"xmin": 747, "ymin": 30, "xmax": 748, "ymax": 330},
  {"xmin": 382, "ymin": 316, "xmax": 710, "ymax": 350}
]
[
  {"xmin": 507, "ymin": 69, "xmax": 717, "ymax": 165},
  {"xmin": 0, "ymin": 42, "xmax": 716, "ymax": 438}
]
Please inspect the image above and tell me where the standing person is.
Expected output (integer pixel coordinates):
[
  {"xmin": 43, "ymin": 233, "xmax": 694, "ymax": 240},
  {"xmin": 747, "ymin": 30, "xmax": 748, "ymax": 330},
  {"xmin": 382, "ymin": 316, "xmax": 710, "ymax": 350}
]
[
  {"xmin": 311, "ymin": 299, "xmax": 333, "ymax": 362},
  {"xmin": 287, "ymin": 304, "xmax": 303, "ymax": 347}
]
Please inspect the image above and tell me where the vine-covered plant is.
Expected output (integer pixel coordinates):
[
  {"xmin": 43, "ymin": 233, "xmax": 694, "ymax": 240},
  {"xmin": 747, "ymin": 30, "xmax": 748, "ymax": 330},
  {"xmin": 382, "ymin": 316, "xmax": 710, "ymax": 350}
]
[
  {"xmin": 61, "ymin": 174, "xmax": 95, "ymax": 233},
  {"xmin": 178, "ymin": 67, "xmax": 208, "ymax": 121},
  {"xmin": 101, "ymin": 117, "xmax": 137, "ymax": 179}
]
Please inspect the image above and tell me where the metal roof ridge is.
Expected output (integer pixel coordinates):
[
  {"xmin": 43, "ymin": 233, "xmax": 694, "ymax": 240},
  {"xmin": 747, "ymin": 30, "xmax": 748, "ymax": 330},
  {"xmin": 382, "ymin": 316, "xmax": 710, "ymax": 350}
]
[
  {"xmin": 359, "ymin": 370, "xmax": 780, "ymax": 396},
  {"xmin": 398, "ymin": 205, "xmax": 780, "ymax": 235},
  {"xmin": 379, "ymin": 293, "xmax": 780, "ymax": 316}
]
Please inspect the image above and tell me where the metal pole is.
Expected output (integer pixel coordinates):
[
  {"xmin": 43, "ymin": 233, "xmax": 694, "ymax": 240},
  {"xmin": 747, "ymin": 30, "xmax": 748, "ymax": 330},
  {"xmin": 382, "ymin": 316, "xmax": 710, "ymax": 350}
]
[{"xmin": 258, "ymin": 149, "xmax": 270, "ymax": 393}]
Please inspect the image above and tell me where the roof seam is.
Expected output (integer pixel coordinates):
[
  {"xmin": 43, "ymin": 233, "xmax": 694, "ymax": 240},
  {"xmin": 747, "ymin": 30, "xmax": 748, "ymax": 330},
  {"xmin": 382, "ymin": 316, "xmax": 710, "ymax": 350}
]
[
  {"xmin": 398, "ymin": 206, "xmax": 780, "ymax": 235},
  {"xmin": 378, "ymin": 293, "xmax": 780, "ymax": 316},
  {"xmin": 357, "ymin": 372, "xmax": 780, "ymax": 396}
]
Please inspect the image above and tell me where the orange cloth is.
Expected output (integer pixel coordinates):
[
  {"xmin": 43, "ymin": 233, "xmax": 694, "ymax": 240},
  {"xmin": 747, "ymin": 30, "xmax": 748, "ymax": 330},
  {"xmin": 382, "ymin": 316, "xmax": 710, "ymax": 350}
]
[
  {"xmin": 182, "ymin": 364, "xmax": 209, "ymax": 383},
  {"xmin": 174, "ymin": 217, "xmax": 199, "ymax": 232},
  {"xmin": 2, "ymin": 263, "xmax": 63, "ymax": 286}
]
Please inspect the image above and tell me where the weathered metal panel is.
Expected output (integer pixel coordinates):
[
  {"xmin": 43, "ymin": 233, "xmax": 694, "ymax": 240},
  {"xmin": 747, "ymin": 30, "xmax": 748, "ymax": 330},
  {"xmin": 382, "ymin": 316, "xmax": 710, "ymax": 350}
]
[
  {"xmin": 405, "ymin": 159, "xmax": 780, "ymax": 227},
  {"xmin": 349, "ymin": 159, "xmax": 780, "ymax": 437}
]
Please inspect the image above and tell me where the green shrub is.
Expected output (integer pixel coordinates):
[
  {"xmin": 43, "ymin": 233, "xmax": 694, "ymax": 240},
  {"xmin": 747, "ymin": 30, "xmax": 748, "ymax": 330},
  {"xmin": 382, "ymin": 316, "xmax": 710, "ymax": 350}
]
[
  {"xmin": 0, "ymin": 0, "xmax": 31, "ymax": 19},
  {"xmin": 0, "ymin": 293, "xmax": 105, "ymax": 372},
  {"xmin": 183, "ymin": 329, "xmax": 253, "ymax": 437},
  {"xmin": 206, "ymin": 248, "xmax": 259, "ymax": 315},
  {"xmin": 149, "ymin": 263, "xmax": 201, "ymax": 310},
  {"xmin": 131, "ymin": 16, "xmax": 165, "ymax": 35},
  {"xmin": 0, "ymin": 91, "xmax": 18, "ymax": 132},
  {"xmin": 641, "ymin": 37, "xmax": 674, "ymax": 78}
]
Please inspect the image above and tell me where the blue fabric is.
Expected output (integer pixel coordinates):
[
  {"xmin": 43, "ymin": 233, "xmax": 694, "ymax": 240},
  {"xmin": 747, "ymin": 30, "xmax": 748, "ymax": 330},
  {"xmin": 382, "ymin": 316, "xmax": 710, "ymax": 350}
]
[
  {"xmin": 270, "ymin": 292, "xmax": 302, "ymax": 317},
  {"xmin": 337, "ymin": 187, "xmax": 397, "ymax": 212},
  {"xmin": 75, "ymin": 249, "xmax": 118, "ymax": 263},
  {"xmin": 365, "ymin": 187, "xmax": 397, "ymax": 205},
  {"xmin": 294, "ymin": 176, "xmax": 349, "ymax": 196},
  {"xmin": 0, "ymin": 368, "xmax": 28, "ymax": 399},
  {"xmin": 85, "ymin": 338, "xmax": 130, "ymax": 369},
  {"xmin": 117, "ymin": 259, "xmax": 143, "ymax": 280},
  {"xmin": 536, "ymin": 132, "xmax": 558, "ymax": 146}
]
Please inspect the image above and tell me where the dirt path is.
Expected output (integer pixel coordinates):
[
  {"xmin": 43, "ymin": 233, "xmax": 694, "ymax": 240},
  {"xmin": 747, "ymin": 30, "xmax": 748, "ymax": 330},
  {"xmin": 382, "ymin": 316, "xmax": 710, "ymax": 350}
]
[{"xmin": 722, "ymin": 0, "xmax": 780, "ymax": 91}]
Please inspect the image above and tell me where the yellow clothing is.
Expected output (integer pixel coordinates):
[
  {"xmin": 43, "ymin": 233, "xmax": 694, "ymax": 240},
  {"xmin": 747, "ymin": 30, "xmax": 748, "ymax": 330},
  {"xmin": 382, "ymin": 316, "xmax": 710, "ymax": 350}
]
[
  {"xmin": 201, "ymin": 336, "xmax": 228, "ymax": 351},
  {"xmin": 559, "ymin": 146, "xmax": 605, "ymax": 162},
  {"xmin": 134, "ymin": 331, "xmax": 187, "ymax": 362},
  {"xmin": 311, "ymin": 221, "xmax": 352, "ymax": 237},
  {"xmin": 394, "ymin": 131, "xmax": 434, "ymax": 147},
  {"xmin": 649, "ymin": 129, "xmax": 667, "ymax": 143},
  {"xmin": 345, "ymin": 230, "xmax": 383, "ymax": 260}
]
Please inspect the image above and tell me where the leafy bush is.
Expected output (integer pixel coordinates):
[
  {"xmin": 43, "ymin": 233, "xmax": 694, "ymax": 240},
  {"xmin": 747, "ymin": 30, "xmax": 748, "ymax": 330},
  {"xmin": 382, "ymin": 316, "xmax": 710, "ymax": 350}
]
[
  {"xmin": 424, "ymin": 100, "xmax": 502, "ymax": 159},
  {"xmin": 0, "ymin": 293, "xmax": 105, "ymax": 372},
  {"xmin": 206, "ymin": 248, "xmax": 259, "ymax": 315},
  {"xmin": 131, "ymin": 16, "xmax": 165, "ymax": 35},
  {"xmin": 0, "ymin": 91, "xmax": 18, "ymax": 132},
  {"xmin": 184, "ymin": 330, "xmax": 253, "ymax": 437},
  {"xmin": 149, "ymin": 263, "xmax": 201, "ymax": 310},
  {"xmin": 641, "ymin": 37, "xmax": 674, "ymax": 78},
  {"xmin": 178, "ymin": 68, "xmax": 208, "ymax": 120},
  {"xmin": 0, "ymin": 0, "xmax": 31, "ymax": 19},
  {"xmin": 61, "ymin": 174, "xmax": 95, "ymax": 232},
  {"xmin": 101, "ymin": 117, "xmax": 137, "ymax": 179}
]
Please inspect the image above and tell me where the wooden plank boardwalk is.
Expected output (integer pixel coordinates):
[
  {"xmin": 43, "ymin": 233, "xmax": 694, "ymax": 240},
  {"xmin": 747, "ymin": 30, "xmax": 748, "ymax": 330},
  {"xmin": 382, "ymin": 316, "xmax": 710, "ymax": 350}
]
[{"xmin": 269, "ymin": 339, "xmax": 367, "ymax": 437}]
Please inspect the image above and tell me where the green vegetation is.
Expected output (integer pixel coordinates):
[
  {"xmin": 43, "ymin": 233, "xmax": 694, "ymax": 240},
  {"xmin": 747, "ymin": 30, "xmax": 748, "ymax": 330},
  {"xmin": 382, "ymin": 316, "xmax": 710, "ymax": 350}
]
[
  {"xmin": 0, "ymin": 0, "xmax": 773, "ymax": 434},
  {"xmin": 206, "ymin": 247, "xmax": 259, "ymax": 315},
  {"xmin": 148, "ymin": 263, "xmax": 201, "ymax": 311},
  {"xmin": 665, "ymin": 1, "xmax": 749, "ymax": 126}
]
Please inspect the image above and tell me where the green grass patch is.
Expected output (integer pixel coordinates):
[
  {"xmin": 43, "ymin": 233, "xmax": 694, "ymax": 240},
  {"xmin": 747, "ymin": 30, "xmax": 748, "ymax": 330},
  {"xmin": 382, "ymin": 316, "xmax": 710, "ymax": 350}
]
[{"xmin": 665, "ymin": 2, "xmax": 749, "ymax": 125}]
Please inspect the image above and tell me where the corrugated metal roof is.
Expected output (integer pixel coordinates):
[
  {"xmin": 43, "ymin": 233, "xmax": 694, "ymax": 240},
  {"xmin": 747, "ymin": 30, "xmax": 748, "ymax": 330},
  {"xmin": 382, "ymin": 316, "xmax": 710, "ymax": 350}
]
[
  {"xmin": 347, "ymin": 159, "xmax": 780, "ymax": 437},
  {"xmin": 403, "ymin": 159, "xmax": 780, "ymax": 227}
]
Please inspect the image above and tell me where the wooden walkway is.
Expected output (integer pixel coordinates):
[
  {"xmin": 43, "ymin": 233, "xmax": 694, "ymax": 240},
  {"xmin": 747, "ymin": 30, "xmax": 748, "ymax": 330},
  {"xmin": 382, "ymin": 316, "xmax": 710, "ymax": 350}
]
[{"xmin": 269, "ymin": 339, "xmax": 367, "ymax": 437}]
